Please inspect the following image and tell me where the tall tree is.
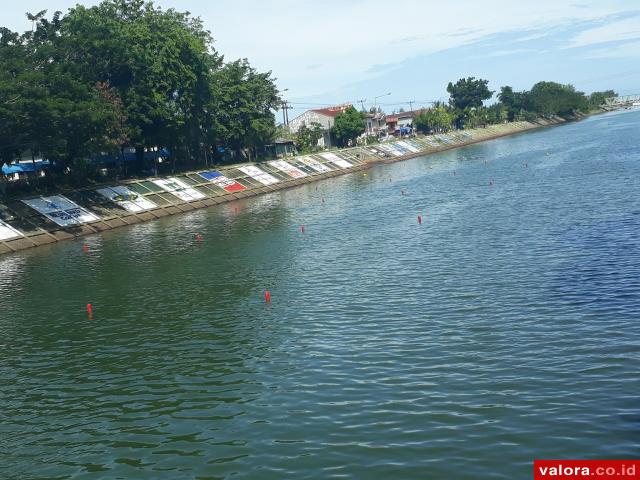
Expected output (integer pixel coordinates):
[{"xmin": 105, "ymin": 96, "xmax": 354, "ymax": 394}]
[
  {"xmin": 331, "ymin": 106, "xmax": 365, "ymax": 147},
  {"xmin": 60, "ymin": 0, "xmax": 219, "ymax": 169},
  {"xmin": 447, "ymin": 77, "xmax": 494, "ymax": 111},
  {"xmin": 527, "ymin": 81, "xmax": 589, "ymax": 116},
  {"xmin": 209, "ymin": 59, "xmax": 280, "ymax": 160},
  {"xmin": 295, "ymin": 122, "xmax": 324, "ymax": 153}
]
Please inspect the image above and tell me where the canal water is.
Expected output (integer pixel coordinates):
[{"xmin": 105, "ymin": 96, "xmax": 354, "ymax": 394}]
[{"xmin": 1, "ymin": 110, "xmax": 639, "ymax": 479}]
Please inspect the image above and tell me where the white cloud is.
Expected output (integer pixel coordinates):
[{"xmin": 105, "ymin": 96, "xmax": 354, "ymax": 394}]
[
  {"xmin": 188, "ymin": 0, "xmax": 635, "ymax": 97},
  {"xmin": 4, "ymin": 0, "xmax": 638, "ymax": 98},
  {"xmin": 570, "ymin": 16, "xmax": 640, "ymax": 47},
  {"xmin": 580, "ymin": 39, "xmax": 640, "ymax": 58}
]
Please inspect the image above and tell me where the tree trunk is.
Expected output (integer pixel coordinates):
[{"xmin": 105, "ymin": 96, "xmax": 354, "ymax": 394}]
[{"xmin": 135, "ymin": 146, "xmax": 145, "ymax": 173}]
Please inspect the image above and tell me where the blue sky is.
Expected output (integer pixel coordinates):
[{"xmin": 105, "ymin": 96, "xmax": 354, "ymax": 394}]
[{"xmin": 5, "ymin": 1, "xmax": 640, "ymax": 118}]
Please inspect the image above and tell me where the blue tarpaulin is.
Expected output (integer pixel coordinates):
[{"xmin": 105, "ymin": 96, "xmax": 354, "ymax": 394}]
[{"xmin": 2, "ymin": 160, "xmax": 52, "ymax": 175}]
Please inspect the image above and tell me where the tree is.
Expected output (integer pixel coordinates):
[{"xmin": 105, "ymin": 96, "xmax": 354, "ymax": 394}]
[
  {"xmin": 209, "ymin": 59, "xmax": 280, "ymax": 160},
  {"xmin": 331, "ymin": 106, "xmax": 365, "ymax": 147},
  {"xmin": 295, "ymin": 122, "xmax": 324, "ymax": 153},
  {"xmin": 589, "ymin": 90, "xmax": 617, "ymax": 109},
  {"xmin": 0, "ymin": 17, "xmax": 127, "ymax": 172},
  {"xmin": 414, "ymin": 106, "xmax": 454, "ymax": 133},
  {"xmin": 447, "ymin": 77, "xmax": 494, "ymax": 111},
  {"xmin": 60, "ymin": 0, "xmax": 220, "ymax": 169},
  {"xmin": 527, "ymin": 81, "xmax": 589, "ymax": 116}
]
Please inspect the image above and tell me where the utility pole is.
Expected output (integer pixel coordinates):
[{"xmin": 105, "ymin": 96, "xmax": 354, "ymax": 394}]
[
  {"xmin": 408, "ymin": 100, "xmax": 414, "ymax": 112},
  {"xmin": 281, "ymin": 101, "xmax": 291, "ymax": 126}
]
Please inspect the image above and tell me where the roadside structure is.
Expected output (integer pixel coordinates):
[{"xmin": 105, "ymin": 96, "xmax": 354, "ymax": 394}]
[{"xmin": 385, "ymin": 109, "xmax": 426, "ymax": 136}]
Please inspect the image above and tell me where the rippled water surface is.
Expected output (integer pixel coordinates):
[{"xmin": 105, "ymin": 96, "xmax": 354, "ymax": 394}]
[{"xmin": 1, "ymin": 110, "xmax": 639, "ymax": 479}]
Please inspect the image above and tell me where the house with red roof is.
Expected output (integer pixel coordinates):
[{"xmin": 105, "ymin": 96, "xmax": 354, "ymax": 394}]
[{"xmin": 288, "ymin": 104, "xmax": 352, "ymax": 148}]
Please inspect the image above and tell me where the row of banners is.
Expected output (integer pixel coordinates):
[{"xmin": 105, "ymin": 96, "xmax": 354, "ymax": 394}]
[{"xmin": 2, "ymin": 148, "xmax": 411, "ymax": 239}]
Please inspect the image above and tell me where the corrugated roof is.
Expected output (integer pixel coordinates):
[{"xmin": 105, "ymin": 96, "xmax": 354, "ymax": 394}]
[{"xmin": 311, "ymin": 104, "xmax": 352, "ymax": 117}]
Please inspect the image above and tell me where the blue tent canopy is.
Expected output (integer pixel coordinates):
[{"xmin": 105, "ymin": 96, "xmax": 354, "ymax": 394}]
[{"xmin": 2, "ymin": 160, "xmax": 52, "ymax": 175}]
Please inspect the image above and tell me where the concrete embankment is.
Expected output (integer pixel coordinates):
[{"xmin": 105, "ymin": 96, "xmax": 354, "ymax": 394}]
[{"xmin": 0, "ymin": 117, "xmax": 565, "ymax": 256}]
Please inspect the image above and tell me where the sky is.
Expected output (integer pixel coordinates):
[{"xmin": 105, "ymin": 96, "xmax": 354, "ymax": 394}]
[{"xmin": 4, "ymin": 0, "xmax": 640, "ymax": 118}]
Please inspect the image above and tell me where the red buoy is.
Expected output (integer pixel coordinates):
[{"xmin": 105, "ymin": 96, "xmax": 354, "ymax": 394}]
[
  {"xmin": 264, "ymin": 290, "xmax": 271, "ymax": 304},
  {"xmin": 300, "ymin": 225, "xmax": 305, "ymax": 234},
  {"xmin": 82, "ymin": 244, "xmax": 89, "ymax": 253},
  {"xmin": 418, "ymin": 215, "xmax": 423, "ymax": 224},
  {"xmin": 87, "ymin": 303, "xmax": 93, "ymax": 320},
  {"xmin": 195, "ymin": 233, "xmax": 202, "ymax": 242}
]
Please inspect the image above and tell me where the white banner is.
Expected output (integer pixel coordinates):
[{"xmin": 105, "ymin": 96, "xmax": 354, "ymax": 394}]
[
  {"xmin": 299, "ymin": 156, "xmax": 332, "ymax": 173},
  {"xmin": 268, "ymin": 160, "xmax": 308, "ymax": 178},
  {"xmin": 237, "ymin": 165, "xmax": 279, "ymax": 185},
  {"xmin": 397, "ymin": 141, "xmax": 421, "ymax": 153},
  {"xmin": 23, "ymin": 195, "xmax": 100, "ymax": 227},
  {"xmin": 152, "ymin": 177, "xmax": 206, "ymax": 201},
  {"xmin": 378, "ymin": 144, "xmax": 403, "ymax": 157},
  {"xmin": 97, "ymin": 186, "xmax": 157, "ymax": 212},
  {"xmin": 319, "ymin": 152, "xmax": 353, "ymax": 169},
  {"xmin": 0, "ymin": 220, "xmax": 22, "ymax": 240}
]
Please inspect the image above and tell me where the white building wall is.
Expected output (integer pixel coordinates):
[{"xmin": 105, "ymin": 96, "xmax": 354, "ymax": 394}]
[{"xmin": 288, "ymin": 111, "xmax": 334, "ymax": 134}]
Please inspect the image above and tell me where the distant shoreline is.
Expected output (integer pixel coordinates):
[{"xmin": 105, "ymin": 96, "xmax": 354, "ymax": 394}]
[{"xmin": 0, "ymin": 117, "xmax": 569, "ymax": 257}]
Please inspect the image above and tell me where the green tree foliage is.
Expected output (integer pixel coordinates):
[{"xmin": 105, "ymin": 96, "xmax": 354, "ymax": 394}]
[
  {"xmin": 446, "ymin": 77, "xmax": 494, "ymax": 128},
  {"xmin": 60, "ymin": 0, "xmax": 221, "ymax": 167},
  {"xmin": 209, "ymin": 59, "xmax": 280, "ymax": 160},
  {"xmin": 498, "ymin": 82, "xmax": 594, "ymax": 120},
  {"xmin": 414, "ymin": 106, "xmax": 455, "ymax": 133},
  {"xmin": 0, "ymin": 0, "xmax": 281, "ymax": 180},
  {"xmin": 527, "ymin": 81, "xmax": 589, "ymax": 116},
  {"xmin": 331, "ymin": 106, "xmax": 365, "ymax": 147},
  {"xmin": 588, "ymin": 90, "xmax": 617, "ymax": 109},
  {"xmin": 295, "ymin": 122, "xmax": 324, "ymax": 153},
  {"xmin": 0, "ymin": 15, "xmax": 127, "ymax": 170},
  {"xmin": 447, "ymin": 77, "xmax": 494, "ymax": 111}
]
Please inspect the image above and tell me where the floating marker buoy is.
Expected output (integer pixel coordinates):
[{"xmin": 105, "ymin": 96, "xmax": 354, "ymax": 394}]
[
  {"xmin": 300, "ymin": 225, "xmax": 305, "ymax": 234},
  {"xmin": 418, "ymin": 215, "xmax": 423, "ymax": 224},
  {"xmin": 87, "ymin": 303, "xmax": 93, "ymax": 320},
  {"xmin": 321, "ymin": 197, "xmax": 325, "ymax": 204},
  {"xmin": 82, "ymin": 244, "xmax": 89, "ymax": 253},
  {"xmin": 195, "ymin": 233, "xmax": 202, "ymax": 242},
  {"xmin": 264, "ymin": 290, "xmax": 271, "ymax": 304}
]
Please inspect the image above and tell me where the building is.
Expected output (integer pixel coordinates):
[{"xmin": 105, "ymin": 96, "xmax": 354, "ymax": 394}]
[
  {"xmin": 265, "ymin": 138, "xmax": 296, "ymax": 158},
  {"xmin": 363, "ymin": 111, "xmax": 387, "ymax": 137},
  {"xmin": 288, "ymin": 104, "xmax": 352, "ymax": 148},
  {"xmin": 385, "ymin": 109, "xmax": 426, "ymax": 136}
]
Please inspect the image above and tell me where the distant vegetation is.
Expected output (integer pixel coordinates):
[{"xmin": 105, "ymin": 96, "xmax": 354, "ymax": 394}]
[{"xmin": 412, "ymin": 77, "xmax": 616, "ymax": 133}]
